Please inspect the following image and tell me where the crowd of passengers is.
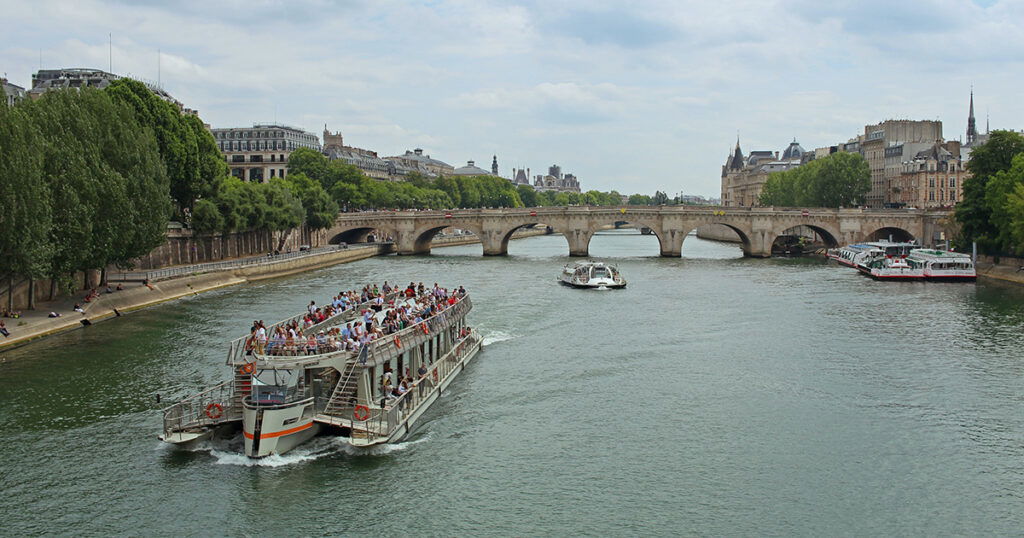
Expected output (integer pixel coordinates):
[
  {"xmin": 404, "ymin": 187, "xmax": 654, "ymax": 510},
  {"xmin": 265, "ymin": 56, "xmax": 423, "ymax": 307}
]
[{"xmin": 244, "ymin": 281, "xmax": 467, "ymax": 356}]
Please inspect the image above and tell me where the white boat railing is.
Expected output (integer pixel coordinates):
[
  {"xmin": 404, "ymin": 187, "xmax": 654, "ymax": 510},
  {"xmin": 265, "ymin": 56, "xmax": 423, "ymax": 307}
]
[
  {"xmin": 161, "ymin": 380, "xmax": 237, "ymax": 435},
  {"xmin": 347, "ymin": 330, "xmax": 481, "ymax": 445}
]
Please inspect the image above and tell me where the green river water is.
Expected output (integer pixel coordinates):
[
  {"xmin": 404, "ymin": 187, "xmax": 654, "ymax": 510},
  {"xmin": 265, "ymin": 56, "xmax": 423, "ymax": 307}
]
[{"xmin": 1, "ymin": 231, "xmax": 1023, "ymax": 536}]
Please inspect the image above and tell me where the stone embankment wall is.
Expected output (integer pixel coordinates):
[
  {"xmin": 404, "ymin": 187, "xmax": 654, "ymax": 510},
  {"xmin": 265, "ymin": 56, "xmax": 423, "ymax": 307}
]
[{"xmin": 975, "ymin": 255, "xmax": 1024, "ymax": 285}]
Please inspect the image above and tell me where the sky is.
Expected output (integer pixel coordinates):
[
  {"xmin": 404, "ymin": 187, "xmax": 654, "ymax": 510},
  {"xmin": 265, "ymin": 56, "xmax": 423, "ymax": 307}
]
[{"xmin": 2, "ymin": 0, "xmax": 1023, "ymax": 197}]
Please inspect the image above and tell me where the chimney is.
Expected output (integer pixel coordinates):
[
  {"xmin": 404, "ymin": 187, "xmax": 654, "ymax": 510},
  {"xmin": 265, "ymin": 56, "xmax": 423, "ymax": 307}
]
[
  {"xmin": 775, "ymin": 151, "xmax": 779, "ymax": 160},
  {"xmin": 414, "ymin": 148, "xmax": 423, "ymax": 156}
]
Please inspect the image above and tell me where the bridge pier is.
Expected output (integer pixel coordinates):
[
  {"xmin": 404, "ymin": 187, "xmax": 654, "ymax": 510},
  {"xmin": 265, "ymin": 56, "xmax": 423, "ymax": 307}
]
[{"xmin": 657, "ymin": 228, "xmax": 686, "ymax": 257}]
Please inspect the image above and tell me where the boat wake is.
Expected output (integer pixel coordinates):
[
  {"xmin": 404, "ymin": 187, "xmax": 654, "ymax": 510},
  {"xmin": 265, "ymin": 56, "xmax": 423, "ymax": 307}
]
[
  {"xmin": 162, "ymin": 432, "xmax": 433, "ymax": 467},
  {"xmin": 481, "ymin": 329, "xmax": 516, "ymax": 346}
]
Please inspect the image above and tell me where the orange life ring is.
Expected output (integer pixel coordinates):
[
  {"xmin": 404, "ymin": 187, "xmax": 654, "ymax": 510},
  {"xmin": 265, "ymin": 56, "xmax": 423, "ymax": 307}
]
[
  {"xmin": 239, "ymin": 362, "xmax": 255, "ymax": 375},
  {"xmin": 394, "ymin": 336, "xmax": 402, "ymax": 348},
  {"xmin": 432, "ymin": 369, "xmax": 439, "ymax": 382},
  {"xmin": 205, "ymin": 402, "xmax": 224, "ymax": 420},
  {"xmin": 353, "ymin": 404, "xmax": 370, "ymax": 421},
  {"xmin": 422, "ymin": 323, "xmax": 429, "ymax": 335}
]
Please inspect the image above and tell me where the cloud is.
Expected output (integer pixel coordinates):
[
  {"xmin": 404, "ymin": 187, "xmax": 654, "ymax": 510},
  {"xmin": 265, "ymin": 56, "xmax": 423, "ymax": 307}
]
[{"xmin": 1, "ymin": 0, "xmax": 1023, "ymax": 197}]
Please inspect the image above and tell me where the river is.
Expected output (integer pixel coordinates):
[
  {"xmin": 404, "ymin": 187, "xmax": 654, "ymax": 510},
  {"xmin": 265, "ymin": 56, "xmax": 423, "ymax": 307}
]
[{"xmin": 1, "ymin": 230, "xmax": 1022, "ymax": 536}]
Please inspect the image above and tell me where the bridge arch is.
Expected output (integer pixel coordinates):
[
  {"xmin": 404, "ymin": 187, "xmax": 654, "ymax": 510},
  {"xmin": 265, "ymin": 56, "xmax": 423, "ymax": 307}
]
[
  {"xmin": 328, "ymin": 226, "xmax": 381, "ymax": 245},
  {"xmin": 401, "ymin": 222, "xmax": 485, "ymax": 255},
  {"xmin": 767, "ymin": 222, "xmax": 841, "ymax": 256},
  {"xmin": 695, "ymin": 222, "xmax": 753, "ymax": 256},
  {"xmin": 864, "ymin": 226, "xmax": 916, "ymax": 243}
]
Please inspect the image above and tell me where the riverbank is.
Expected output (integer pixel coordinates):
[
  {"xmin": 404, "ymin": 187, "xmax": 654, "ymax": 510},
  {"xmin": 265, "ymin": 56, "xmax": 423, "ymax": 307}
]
[
  {"xmin": 0, "ymin": 244, "xmax": 392, "ymax": 352},
  {"xmin": 0, "ymin": 229, "xmax": 549, "ymax": 353}
]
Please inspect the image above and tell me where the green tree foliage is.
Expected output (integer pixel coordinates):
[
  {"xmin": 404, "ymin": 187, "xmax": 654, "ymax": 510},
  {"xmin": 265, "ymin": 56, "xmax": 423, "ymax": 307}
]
[
  {"xmin": 7, "ymin": 87, "xmax": 171, "ymax": 291},
  {"xmin": 1005, "ymin": 182, "xmax": 1024, "ymax": 253},
  {"xmin": 982, "ymin": 153, "xmax": 1024, "ymax": 253},
  {"xmin": 759, "ymin": 152, "xmax": 869, "ymax": 207},
  {"xmin": 191, "ymin": 199, "xmax": 224, "ymax": 235},
  {"xmin": 955, "ymin": 130, "xmax": 1024, "ymax": 252},
  {"xmin": 0, "ymin": 98, "xmax": 52, "ymax": 280},
  {"xmin": 106, "ymin": 79, "xmax": 224, "ymax": 213},
  {"xmin": 272, "ymin": 173, "xmax": 339, "ymax": 230}
]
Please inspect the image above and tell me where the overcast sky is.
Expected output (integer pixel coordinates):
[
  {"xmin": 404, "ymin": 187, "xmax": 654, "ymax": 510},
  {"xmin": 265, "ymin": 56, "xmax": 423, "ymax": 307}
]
[{"xmin": 3, "ymin": 0, "xmax": 1022, "ymax": 197}]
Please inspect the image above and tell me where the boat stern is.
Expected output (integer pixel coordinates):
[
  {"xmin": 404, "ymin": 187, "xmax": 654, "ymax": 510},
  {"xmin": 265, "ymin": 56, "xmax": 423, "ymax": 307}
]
[{"xmin": 243, "ymin": 398, "xmax": 319, "ymax": 458}]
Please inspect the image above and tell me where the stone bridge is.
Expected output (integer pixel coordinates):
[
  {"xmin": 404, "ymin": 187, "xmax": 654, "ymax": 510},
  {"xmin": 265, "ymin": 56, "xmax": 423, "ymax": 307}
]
[{"xmin": 325, "ymin": 206, "xmax": 952, "ymax": 257}]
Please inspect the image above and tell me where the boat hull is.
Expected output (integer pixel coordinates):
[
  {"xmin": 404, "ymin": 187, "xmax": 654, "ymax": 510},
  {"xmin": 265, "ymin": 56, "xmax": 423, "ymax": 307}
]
[
  {"xmin": 243, "ymin": 399, "xmax": 320, "ymax": 458},
  {"xmin": 558, "ymin": 278, "xmax": 626, "ymax": 289}
]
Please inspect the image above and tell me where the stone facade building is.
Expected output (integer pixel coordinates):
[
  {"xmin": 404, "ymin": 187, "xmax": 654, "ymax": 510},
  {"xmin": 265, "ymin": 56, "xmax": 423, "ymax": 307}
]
[
  {"xmin": 384, "ymin": 149, "xmax": 454, "ymax": 177},
  {"xmin": 452, "ymin": 160, "xmax": 494, "ymax": 176},
  {"xmin": 2, "ymin": 77, "xmax": 25, "ymax": 106},
  {"xmin": 861, "ymin": 120, "xmax": 942, "ymax": 208},
  {"xmin": 721, "ymin": 139, "xmax": 805, "ymax": 207},
  {"xmin": 28, "ymin": 68, "xmax": 194, "ymax": 114},
  {"xmin": 896, "ymin": 141, "xmax": 967, "ymax": 209},
  {"xmin": 322, "ymin": 126, "xmax": 409, "ymax": 181},
  {"xmin": 210, "ymin": 124, "xmax": 320, "ymax": 182},
  {"xmin": 523, "ymin": 164, "xmax": 581, "ymax": 193}
]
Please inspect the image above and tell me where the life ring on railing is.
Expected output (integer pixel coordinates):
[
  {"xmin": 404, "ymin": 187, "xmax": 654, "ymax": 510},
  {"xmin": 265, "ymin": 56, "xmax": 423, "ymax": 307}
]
[
  {"xmin": 353, "ymin": 405, "xmax": 370, "ymax": 421},
  {"xmin": 205, "ymin": 402, "xmax": 224, "ymax": 420},
  {"xmin": 432, "ymin": 369, "xmax": 439, "ymax": 382},
  {"xmin": 394, "ymin": 336, "xmax": 402, "ymax": 348},
  {"xmin": 239, "ymin": 362, "xmax": 255, "ymax": 375},
  {"xmin": 422, "ymin": 324, "xmax": 429, "ymax": 335}
]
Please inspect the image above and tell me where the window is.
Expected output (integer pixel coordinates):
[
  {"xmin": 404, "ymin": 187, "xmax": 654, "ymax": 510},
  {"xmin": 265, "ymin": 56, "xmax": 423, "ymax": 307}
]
[
  {"xmin": 270, "ymin": 169, "xmax": 276, "ymax": 178},
  {"xmin": 270, "ymin": 154, "xmax": 276, "ymax": 162},
  {"xmin": 929, "ymin": 191, "xmax": 935, "ymax": 201},
  {"xmin": 949, "ymin": 177, "xmax": 956, "ymax": 188}
]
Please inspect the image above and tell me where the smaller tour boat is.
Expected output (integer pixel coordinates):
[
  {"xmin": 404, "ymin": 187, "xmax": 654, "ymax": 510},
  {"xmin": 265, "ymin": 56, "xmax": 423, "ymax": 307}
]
[
  {"xmin": 559, "ymin": 261, "xmax": 626, "ymax": 289},
  {"xmin": 906, "ymin": 249, "xmax": 976, "ymax": 280}
]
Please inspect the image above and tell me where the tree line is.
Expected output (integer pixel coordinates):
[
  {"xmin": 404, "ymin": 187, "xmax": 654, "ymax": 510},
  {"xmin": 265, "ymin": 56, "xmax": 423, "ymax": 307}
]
[
  {"xmin": 758, "ymin": 152, "xmax": 871, "ymax": 207},
  {"xmin": 284, "ymin": 147, "xmax": 680, "ymax": 211},
  {"xmin": 954, "ymin": 130, "xmax": 1024, "ymax": 255},
  {"xmin": 1, "ymin": 83, "xmax": 175, "ymax": 294}
]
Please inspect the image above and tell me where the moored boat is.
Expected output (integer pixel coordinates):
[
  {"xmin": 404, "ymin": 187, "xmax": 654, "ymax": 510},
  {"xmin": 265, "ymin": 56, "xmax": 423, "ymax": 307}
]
[
  {"xmin": 159, "ymin": 285, "xmax": 481, "ymax": 457},
  {"xmin": 907, "ymin": 249, "xmax": 977, "ymax": 280},
  {"xmin": 559, "ymin": 261, "xmax": 626, "ymax": 289},
  {"xmin": 864, "ymin": 255, "xmax": 925, "ymax": 280}
]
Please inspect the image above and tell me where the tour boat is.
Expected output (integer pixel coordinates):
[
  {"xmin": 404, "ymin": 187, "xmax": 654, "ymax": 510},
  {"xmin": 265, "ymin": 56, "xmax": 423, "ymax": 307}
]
[
  {"xmin": 559, "ymin": 261, "xmax": 626, "ymax": 289},
  {"xmin": 828, "ymin": 244, "xmax": 872, "ymax": 267},
  {"xmin": 862, "ymin": 255, "xmax": 925, "ymax": 280},
  {"xmin": 906, "ymin": 249, "xmax": 977, "ymax": 280},
  {"xmin": 159, "ymin": 289, "xmax": 481, "ymax": 457}
]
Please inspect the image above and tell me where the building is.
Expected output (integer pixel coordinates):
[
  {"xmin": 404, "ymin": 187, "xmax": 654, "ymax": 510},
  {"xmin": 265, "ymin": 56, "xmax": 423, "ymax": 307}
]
[
  {"xmin": 720, "ymin": 139, "xmax": 805, "ymax": 207},
  {"xmin": 322, "ymin": 126, "xmax": 409, "ymax": 181},
  {"xmin": 528, "ymin": 164, "xmax": 581, "ymax": 192},
  {"xmin": 1, "ymin": 77, "xmax": 25, "ymax": 106},
  {"xmin": 860, "ymin": 119, "xmax": 942, "ymax": 208},
  {"xmin": 896, "ymin": 140, "xmax": 966, "ymax": 208},
  {"xmin": 210, "ymin": 124, "xmax": 320, "ymax": 182},
  {"xmin": 962, "ymin": 90, "xmax": 990, "ymax": 161},
  {"xmin": 384, "ymin": 148, "xmax": 454, "ymax": 177},
  {"xmin": 27, "ymin": 68, "xmax": 194, "ymax": 113},
  {"xmin": 511, "ymin": 167, "xmax": 532, "ymax": 186},
  {"xmin": 452, "ymin": 160, "xmax": 494, "ymax": 176}
]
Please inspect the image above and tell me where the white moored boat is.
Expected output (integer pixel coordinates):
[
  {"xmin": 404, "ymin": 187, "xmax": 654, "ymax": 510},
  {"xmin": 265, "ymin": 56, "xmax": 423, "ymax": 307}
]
[
  {"xmin": 907, "ymin": 249, "xmax": 977, "ymax": 281},
  {"xmin": 559, "ymin": 261, "xmax": 626, "ymax": 289},
  {"xmin": 862, "ymin": 255, "xmax": 925, "ymax": 280},
  {"xmin": 159, "ymin": 287, "xmax": 481, "ymax": 457}
]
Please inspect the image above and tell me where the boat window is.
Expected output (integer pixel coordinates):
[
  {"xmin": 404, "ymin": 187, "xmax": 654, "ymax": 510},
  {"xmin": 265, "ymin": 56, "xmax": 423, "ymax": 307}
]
[{"xmin": 252, "ymin": 369, "xmax": 297, "ymax": 404}]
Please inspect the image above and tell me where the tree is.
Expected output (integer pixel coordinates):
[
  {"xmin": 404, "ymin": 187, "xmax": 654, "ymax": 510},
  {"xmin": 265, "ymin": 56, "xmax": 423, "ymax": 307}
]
[
  {"xmin": 1006, "ymin": 182, "xmax": 1024, "ymax": 254},
  {"xmin": 983, "ymin": 153, "xmax": 1024, "ymax": 253},
  {"xmin": 759, "ymin": 152, "xmax": 869, "ymax": 207},
  {"xmin": 956, "ymin": 130, "xmax": 1024, "ymax": 252},
  {"xmin": 191, "ymin": 199, "xmax": 224, "ymax": 235},
  {"xmin": 106, "ymin": 79, "xmax": 221, "ymax": 215},
  {"xmin": 276, "ymin": 173, "xmax": 339, "ymax": 229},
  {"xmin": 0, "ymin": 97, "xmax": 52, "ymax": 285}
]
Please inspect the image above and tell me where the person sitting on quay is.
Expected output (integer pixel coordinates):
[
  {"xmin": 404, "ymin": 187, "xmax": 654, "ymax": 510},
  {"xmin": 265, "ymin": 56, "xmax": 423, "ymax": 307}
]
[
  {"xmin": 0, "ymin": 320, "xmax": 10, "ymax": 337},
  {"xmin": 73, "ymin": 304, "xmax": 85, "ymax": 314},
  {"xmin": 48, "ymin": 311, "xmax": 61, "ymax": 318}
]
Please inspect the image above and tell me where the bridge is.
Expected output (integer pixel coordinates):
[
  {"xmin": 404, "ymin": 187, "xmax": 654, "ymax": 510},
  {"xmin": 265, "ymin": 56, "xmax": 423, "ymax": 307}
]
[{"xmin": 325, "ymin": 206, "xmax": 952, "ymax": 258}]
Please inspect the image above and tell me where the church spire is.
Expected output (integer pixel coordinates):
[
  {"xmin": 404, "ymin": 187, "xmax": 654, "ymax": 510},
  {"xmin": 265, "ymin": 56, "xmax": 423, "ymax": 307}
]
[{"xmin": 966, "ymin": 88, "xmax": 978, "ymax": 145}]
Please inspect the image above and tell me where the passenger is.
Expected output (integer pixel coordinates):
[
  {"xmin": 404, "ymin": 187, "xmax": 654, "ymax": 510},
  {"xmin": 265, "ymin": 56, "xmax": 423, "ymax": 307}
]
[{"xmin": 73, "ymin": 304, "xmax": 85, "ymax": 314}]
